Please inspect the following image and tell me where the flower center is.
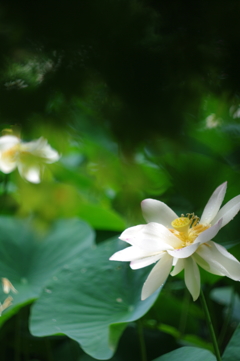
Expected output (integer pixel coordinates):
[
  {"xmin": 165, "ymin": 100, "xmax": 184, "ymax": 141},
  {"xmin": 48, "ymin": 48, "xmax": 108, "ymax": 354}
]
[
  {"xmin": 170, "ymin": 213, "xmax": 210, "ymax": 247},
  {"xmin": 2, "ymin": 145, "xmax": 20, "ymax": 160},
  {"xmin": 171, "ymin": 217, "xmax": 190, "ymax": 233},
  {"xmin": 2, "ymin": 144, "xmax": 39, "ymax": 165}
]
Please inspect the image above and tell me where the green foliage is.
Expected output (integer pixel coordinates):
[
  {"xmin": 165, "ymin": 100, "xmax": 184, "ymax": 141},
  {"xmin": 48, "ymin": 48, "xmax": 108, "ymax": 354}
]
[
  {"xmin": 222, "ymin": 324, "xmax": 240, "ymax": 361},
  {"xmin": 30, "ymin": 237, "xmax": 160, "ymax": 360},
  {"xmin": 152, "ymin": 346, "xmax": 216, "ymax": 361}
]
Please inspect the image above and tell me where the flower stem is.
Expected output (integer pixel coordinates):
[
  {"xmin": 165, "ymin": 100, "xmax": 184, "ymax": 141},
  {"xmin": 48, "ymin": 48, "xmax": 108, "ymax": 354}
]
[{"xmin": 200, "ymin": 289, "xmax": 221, "ymax": 361}]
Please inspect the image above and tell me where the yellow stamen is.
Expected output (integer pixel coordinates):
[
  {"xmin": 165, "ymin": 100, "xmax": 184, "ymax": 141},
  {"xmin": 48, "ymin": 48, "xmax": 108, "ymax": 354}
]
[
  {"xmin": 170, "ymin": 214, "xmax": 210, "ymax": 248},
  {"xmin": 186, "ymin": 213, "xmax": 200, "ymax": 227}
]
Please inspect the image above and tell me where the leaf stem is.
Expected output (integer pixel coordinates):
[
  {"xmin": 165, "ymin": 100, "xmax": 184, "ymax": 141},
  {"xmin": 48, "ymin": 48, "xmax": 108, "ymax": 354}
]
[
  {"xmin": 218, "ymin": 287, "xmax": 235, "ymax": 349},
  {"xmin": 179, "ymin": 288, "xmax": 190, "ymax": 336},
  {"xmin": 45, "ymin": 338, "xmax": 55, "ymax": 361},
  {"xmin": 137, "ymin": 319, "xmax": 147, "ymax": 361},
  {"xmin": 200, "ymin": 289, "xmax": 221, "ymax": 361},
  {"xmin": 14, "ymin": 311, "xmax": 21, "ymax": 361},
  {"xmin": 2, "ymin": 174, "xmax": 9, "ymax": 195}
]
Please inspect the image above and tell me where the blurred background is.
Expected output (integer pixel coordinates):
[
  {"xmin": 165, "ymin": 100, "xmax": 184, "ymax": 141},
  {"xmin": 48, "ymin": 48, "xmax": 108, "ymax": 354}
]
[{"xmin": 0, "ymin": 1, "xmax": 240, "ymax": 360}]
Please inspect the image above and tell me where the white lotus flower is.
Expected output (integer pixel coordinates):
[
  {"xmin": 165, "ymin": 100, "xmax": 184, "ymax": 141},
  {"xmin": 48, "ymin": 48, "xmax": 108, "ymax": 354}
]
[
  {"xmin": 0, "ymin": 135, "xmax": 60, "ymax": 183},
  {"xmin": 110, "ymin": 182, "xmax": 240, "ymax": 301}
]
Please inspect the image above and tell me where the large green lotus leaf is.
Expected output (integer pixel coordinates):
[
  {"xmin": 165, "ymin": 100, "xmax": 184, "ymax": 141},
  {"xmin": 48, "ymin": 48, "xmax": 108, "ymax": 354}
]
[
  {"xmin": 30, "ymin": 238, "xmax": 161, "ymax": 360},
  {"xmin": 152, "ymin": 346, "xmax": 216, "ymax": 361},
  {"xmin": 222, "ymin": 324, "xmax": 240, "ymax": 361},
  {"xmin": 0, "ymin": 217, "xmax": 95, "ymax": 325}
]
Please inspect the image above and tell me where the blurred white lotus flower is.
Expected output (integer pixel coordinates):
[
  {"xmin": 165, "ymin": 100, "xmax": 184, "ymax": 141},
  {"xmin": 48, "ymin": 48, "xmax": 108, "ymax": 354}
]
[
  {"xmin": 0, "ymin": 135, "xmax": 60, "ymax": 183},
  {"xmin": 110, "ymin": 182, "xmax": 240, "ymax": 301},
  {"xmin": 2, "ymin": 278, "xmax": 17, "ymax": 294},
  {"xmin": 0, "ymin": 296, "xmax": 13, "ymax": 316}
]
